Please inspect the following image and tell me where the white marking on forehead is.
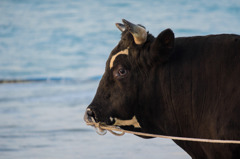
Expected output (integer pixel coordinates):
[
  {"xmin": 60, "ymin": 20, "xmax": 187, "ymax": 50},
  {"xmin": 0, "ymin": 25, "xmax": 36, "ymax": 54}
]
[
  {"xmin": 109, "ymin": 48, "xmax": 129, "ymax": 69},
  {"xmin": 113, "ymin": 116, "xmax": 141, "ymax": 128}
]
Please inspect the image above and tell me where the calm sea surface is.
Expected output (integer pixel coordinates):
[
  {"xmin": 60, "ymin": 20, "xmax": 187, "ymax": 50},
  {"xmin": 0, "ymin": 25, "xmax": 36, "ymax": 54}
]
[{"xmin": 0, "ymin": 0, "xmax": 240, "ymax": 159}]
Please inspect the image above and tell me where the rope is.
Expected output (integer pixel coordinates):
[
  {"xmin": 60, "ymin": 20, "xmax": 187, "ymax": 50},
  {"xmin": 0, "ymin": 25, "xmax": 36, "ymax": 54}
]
[{"xmin": 86, "ymin": 122, "xmax": 240, "ymax": 144}]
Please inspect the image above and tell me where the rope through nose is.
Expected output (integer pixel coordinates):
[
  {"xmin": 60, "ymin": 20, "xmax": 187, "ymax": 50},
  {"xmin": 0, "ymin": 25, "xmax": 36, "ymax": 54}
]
[
  {"xmin": 87, "ymin": 119, "xmax": 125, "ymax": 136},
  {"xmin": 86, "ymin": 121, "xmax": 240, "ymax": 144}
]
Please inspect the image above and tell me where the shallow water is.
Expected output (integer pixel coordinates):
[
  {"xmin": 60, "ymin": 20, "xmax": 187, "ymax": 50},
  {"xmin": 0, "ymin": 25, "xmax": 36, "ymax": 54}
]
[{"xmin": 0, "ymin": 0, "xmax": 240, "ymax": 159}]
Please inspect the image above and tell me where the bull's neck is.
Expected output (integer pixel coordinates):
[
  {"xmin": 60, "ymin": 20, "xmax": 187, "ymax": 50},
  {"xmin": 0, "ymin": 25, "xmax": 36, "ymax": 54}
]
[{"xmin": 137, "ymin": 62, "xmax": 187, "ymax": 136}]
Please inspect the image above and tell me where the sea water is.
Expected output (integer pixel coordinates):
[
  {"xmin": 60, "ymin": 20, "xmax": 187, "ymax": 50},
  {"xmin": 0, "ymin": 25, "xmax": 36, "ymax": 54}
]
[{"xmin": 0, "ymin": 0, "xmax": 240, "ymax": 158}]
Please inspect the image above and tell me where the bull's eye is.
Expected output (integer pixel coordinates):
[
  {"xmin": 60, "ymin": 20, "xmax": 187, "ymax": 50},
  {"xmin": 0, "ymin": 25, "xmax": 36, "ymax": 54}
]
[
  {"xmin": 118, "ymin": 68, "xmax": 127, "ymax": 76},
  {"xmin": 113, "ymin": 66, "xmax": 128, "ymax": 78}
]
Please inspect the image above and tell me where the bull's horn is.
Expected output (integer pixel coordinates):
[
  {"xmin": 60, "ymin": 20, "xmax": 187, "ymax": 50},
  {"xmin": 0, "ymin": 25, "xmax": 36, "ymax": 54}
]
[
  {"xmin": 122, "ymin": 19, "xmax": 147, "ymax": 45},
  {"xmin": 116, "ymin": 23, "xmax": 126, "ymax": 32}
]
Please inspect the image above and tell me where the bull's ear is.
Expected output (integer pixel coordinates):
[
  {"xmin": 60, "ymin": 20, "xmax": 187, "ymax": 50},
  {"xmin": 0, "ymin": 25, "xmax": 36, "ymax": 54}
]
[{"xmin": 150, "ymin": 29, "xmax": 175, "ymax": 62}]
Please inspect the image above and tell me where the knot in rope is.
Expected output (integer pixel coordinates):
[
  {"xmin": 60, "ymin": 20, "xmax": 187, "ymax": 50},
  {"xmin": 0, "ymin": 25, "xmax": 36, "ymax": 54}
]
[{"xmin": 87, "ymin": 118, "xmax": 125, "ymax": 136}]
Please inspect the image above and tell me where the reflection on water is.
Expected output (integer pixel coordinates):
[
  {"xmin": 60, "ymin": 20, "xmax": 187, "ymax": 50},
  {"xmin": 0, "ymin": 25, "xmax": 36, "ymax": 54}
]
[{"xmin": 0, "ymin": 0, "xmax": 239, "ymax": 158}]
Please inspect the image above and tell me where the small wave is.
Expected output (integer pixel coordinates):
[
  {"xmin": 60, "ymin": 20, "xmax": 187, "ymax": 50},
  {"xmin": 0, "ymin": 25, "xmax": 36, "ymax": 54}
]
[
  {"xmin": 0, "ymin": 77, "xmax": 73, "ymax": 84},
  {"xmin": 0, "ymin": 148, "xmax": 18, "ymax": 152},
  {"xmin": 0, "ymin": 128, "xmax": 93, "ymax": 139},
  {"xmin": 0, "ymin": 76, "xmax": 102, "ymax": 84},
  {"xmin": 31, "ymin": 128, "xmax": 92, "ymax": 134}
]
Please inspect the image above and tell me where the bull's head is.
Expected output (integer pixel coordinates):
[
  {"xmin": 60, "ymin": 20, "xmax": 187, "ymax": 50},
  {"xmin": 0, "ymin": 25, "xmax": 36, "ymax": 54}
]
[{"xmin": 84, "ymin": 19, "xmax": 174, "ymax": 133}]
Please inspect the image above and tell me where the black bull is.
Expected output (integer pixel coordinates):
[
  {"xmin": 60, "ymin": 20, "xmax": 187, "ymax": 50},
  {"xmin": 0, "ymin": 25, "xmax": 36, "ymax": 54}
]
[{"xmin": 84, "ymin": 19, "xmax": 240, "ymax": 159}]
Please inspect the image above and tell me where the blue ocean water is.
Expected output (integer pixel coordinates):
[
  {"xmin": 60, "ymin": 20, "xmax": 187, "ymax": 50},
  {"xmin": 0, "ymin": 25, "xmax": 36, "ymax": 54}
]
[{"xmin": 0, "ymin": 0, "xmax": 239, "ymax": 159}]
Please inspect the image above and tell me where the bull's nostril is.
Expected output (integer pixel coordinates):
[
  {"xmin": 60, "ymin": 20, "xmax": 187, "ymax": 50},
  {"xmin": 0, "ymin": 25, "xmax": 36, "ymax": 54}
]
[
  {"xmin": 84, "ymin": 108, "xmax": 97, "ymax": 124},
  {"xmin": 87, "ymin": 109, "xmax": 94, "ymax": 117},
  {"xmin": 86, "ymin": 108, "xmax": 98, "ymax": 122}
]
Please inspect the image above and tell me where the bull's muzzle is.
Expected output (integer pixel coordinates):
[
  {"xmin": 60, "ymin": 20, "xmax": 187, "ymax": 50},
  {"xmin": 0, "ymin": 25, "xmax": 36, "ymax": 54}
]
[{"xmin": 84, "ymin": 108, "xmax": 108, "ymax": 135}]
